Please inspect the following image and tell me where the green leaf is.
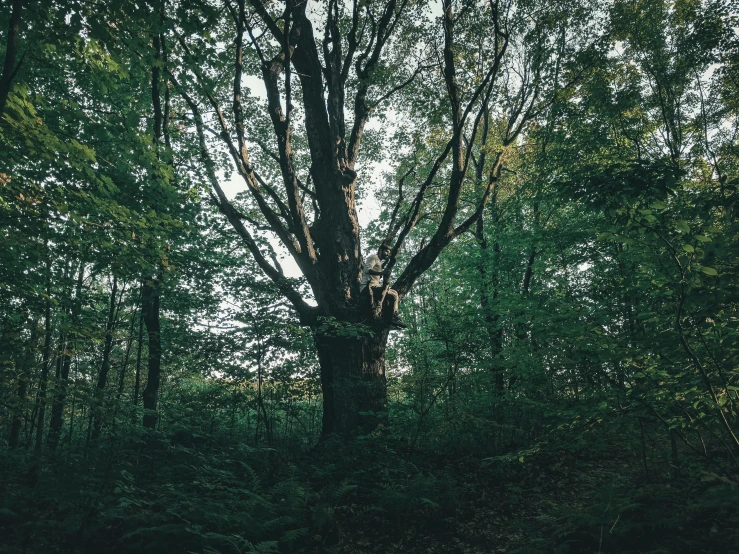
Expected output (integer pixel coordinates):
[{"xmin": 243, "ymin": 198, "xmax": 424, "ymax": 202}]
[
  {"xmin": 700, "ymin": 267, "xmax": 718, "ymax": 276},
  {"xmin": 675, "ymin": 220, "xmax": 690, "ymax": 233},
  {"xmin": 682, "ymin": 244, "xmax": 694, "ymax": 253}
]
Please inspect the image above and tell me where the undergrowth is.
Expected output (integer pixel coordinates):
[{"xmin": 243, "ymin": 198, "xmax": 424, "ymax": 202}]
[{"xmin": 1, "ymin": 420, "xmax": 737, "ymax": 554}]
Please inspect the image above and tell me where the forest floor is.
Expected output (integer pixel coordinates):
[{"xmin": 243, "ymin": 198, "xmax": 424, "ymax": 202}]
[
  {"xmin": 319, "ymin": 448, "xmax": 635, "ymax": 554},
  {"xmin": 278, "ymin": 431, "xmax": 737, "ymax": 554},
  {"xmin": 1, "ymin": 431, "xmax": 738, "ymax": 554}
]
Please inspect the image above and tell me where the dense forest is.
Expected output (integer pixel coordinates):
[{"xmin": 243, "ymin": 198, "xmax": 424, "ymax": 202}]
[{"xmin": 1, "ymin": 0, "xmax": 738, "ymax": 552}]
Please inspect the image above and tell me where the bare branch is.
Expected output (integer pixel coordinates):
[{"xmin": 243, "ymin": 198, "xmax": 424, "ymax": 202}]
[
  {"xmin": 246, "ymin": 0, "xmax": 284, "ymax": 42},
  {"xmin": 172, "ymin": 34, "xmax": 303, "ymax": 260},
  {"xmin": 260, "ymin": 29, "xmax": 320, "ymax": 267},
  {"xmin": 168, "ymin": 71, "xmax": 314, "ymax": 319}
]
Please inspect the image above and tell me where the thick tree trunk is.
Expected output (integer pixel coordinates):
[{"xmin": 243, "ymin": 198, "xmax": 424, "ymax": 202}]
[
  {"xmin": 174, "ymin": 0, "xmax": 538, "ymax": 446},
  {"xmin": 315, "ymin": 320, "xmax": 390, "ymax": 439}
]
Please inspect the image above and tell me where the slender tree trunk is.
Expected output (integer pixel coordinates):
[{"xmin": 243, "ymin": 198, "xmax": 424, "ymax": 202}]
[
  {"xmin": 8, "ymin": 376, "xmax": 27, "ymax": 448},
  {"xmin": 229, "ymin": 388, "xmax": 237, "ymax": 440},
  {"xmin": 133, "ymin": 299, "xmax": 143, "ymax": 407},
  {"xmin": 35, "ymin": 262, "xmax": 53, "ymax": 452},
  {"xmin": 9, "ymin": 318, "xmax": 38, "ymax": 447},
  {"xmin": 47, "ymin": 335, "xmax": 72, "ymax": 450},
  {"xmin": 469, "ymin": 106, "xmax": 506, "ymax": 391},
  {"xmin": 475, "ymin": 212, "xmax": 504, "ymax": 391},
  {"xmin": 85, "ymin": 405, "xmax": 93, "ymax": 450},
  {"xmin": 35, "ymin": 338, "xmax": 52, "ymax": 453},
  {"xmin": 515, "ymin": 202, "xmax": 540, "ymax": 345},
  {"xmin": 140, "ymin": 1, "xmax": 166, "ymax": 431},
  {"xmin": 67, "ymin": 382, "xmax": 76, "ymax": 450},
  {"xmin": 48, "ymin": 263, "xmax": 84, "ymax": 451},
  {"xmin": 521, "ymin": 199, "xmax": 540, "ymax": 298},
  {"xmin": 118, "ymin": 305, "xmax": 139, "ymax": 397},
  {"xmin": 92, "ymin": 275, "xmax": 119, "ymax": 440},
  {"xmin": 255, "ymin": 343, "xmax": 269, "ymax": 444},
  {"xmin": 0, "ymin": 0, "xmax": 24, "ymax": 116},
  {"xmin": 521, "ymin": 248, "xmax": 536, "ymax": 296},
  {"xmin": 141, "ymin": 278, "xmax": 161, "ymax": 428},
  {"xmin": 25, "ymin": 397, "xmax": 38, "ymax": 447}
]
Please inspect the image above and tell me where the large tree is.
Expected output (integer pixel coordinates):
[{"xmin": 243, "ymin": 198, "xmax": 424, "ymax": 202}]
[{"xmin": 111, "ymin": 0, "xmax": 599, "ymax": 437}]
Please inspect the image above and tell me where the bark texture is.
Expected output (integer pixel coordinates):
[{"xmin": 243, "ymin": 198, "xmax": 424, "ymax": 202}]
[{"xmin": 315, "ymin": 323, "xmax": 391, "ymax": 438}]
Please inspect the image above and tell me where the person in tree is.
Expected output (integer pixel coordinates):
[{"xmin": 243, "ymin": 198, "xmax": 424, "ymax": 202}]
[{"xmin": 360, "ymin": 244, "xmax": 407, "ymax": 329}]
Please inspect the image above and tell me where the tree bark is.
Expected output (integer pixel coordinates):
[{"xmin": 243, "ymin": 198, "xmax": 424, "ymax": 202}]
[
  {"xmin": 46, "ymin": 337, "xmax": 65, "ymax": 450},
  {"xmin": 140, "ymin": 1, "xmax": 165, "ymax": 431},
  {"xmin": 471, "ymin": 108, "xmax": 505, "ymax": 391},
  {"xmin": 314, "ymin": 319, "xmax": 390, "ymax": 439},
  {"xmin": 117, "ymin": 305, "xmax": 139, "ymax": 397},
  {"xmin": 47, "ymin": 336, "xmax": 73, "ymax": 450},
  {"xmin": 476, "ymin": 216, "xmax": 505, "ymax": 391}
]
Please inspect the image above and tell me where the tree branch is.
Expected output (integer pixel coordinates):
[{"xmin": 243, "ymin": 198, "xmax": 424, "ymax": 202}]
[
  {"xmin": 170, "ymin": 74, "xmax": 314, "ymax": 320},
  {"xmin": 173, "ymin": 34, "xmax": 304, "ymax": 263}
]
